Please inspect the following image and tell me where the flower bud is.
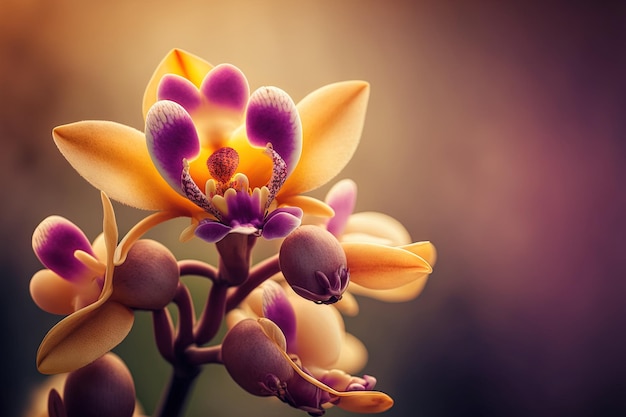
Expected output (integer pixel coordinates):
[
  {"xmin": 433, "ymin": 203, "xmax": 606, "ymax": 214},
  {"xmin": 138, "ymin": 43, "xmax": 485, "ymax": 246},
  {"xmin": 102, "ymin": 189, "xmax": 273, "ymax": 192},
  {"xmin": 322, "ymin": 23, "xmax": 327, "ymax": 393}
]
[
  {"xmin": 221, "ymin": 318, "xmax": 294, "ymax": 397},
  {"xmin": 279, "ymin": 225, "xmax": 349, "ymax": 304},
  {"xmin": 111, "ymin": 239, "xmax": 179, "ymax": 310},
  {"xmin": 222, "ymin": 318, "xmax": 331, "ymax": 414},
  {"xmin": 63, "ymin": 353, "xmax": 135, "ymax": 417}
]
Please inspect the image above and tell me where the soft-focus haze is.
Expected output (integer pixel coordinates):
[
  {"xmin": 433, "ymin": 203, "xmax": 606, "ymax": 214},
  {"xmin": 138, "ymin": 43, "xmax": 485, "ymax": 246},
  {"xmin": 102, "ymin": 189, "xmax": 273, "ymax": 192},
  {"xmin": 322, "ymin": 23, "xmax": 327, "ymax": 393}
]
[{"xmin": 3, "ymin": 1, "xmax": 625, "ymax": 416}]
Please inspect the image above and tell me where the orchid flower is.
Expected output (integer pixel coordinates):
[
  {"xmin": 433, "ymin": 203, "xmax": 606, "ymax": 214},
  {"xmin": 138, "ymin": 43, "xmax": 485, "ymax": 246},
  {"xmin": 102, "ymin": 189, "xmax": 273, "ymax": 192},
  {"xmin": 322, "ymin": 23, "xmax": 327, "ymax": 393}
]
[
  {"xmin": 30, "ymin": 192, "xmax": 179, "ymax": 374},
  {"xmin": 321, "ymin": 179, "xmax": 437, "ymax": 314},
  {"xmin": 51, "ymin": 49, "xmax": 370, "ymax": 261},
  {"xmin": 225, "ymin": 280, "xmax": 391, "ymax": 414}
]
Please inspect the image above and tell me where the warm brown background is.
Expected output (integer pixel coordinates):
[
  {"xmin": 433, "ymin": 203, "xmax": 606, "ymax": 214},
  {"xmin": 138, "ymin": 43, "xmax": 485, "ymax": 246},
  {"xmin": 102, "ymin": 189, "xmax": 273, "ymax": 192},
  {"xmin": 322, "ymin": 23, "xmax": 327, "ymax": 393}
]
[{"xmin": 3, "ymin": 0, "xmax": 625, "ymax": 416}]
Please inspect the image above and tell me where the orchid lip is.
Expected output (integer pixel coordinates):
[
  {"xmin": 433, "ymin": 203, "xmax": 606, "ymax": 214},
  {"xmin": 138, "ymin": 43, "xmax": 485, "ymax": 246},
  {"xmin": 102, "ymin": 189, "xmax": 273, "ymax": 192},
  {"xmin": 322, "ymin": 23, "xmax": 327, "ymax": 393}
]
[{"xmin": 32, "ymin": 216, "xmax": 98, "ymax": 284}]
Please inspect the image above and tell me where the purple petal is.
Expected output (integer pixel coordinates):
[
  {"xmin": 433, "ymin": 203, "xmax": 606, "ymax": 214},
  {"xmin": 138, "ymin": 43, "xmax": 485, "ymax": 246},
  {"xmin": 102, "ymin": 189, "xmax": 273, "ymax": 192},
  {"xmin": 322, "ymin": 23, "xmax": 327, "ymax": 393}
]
[
  {"xmin": 262, "ymin": 207, "xmax": 303, "ymax": 240},
  {"xmin": 247, "ymin": 87, "xmax": 302, "ymax": 176},
  {"xmin": 157, "ymin": 74, "xmax": 202, "ymax": 112},
  {"xmin": 200, "ymin": 64, "xmax": 250, "ymax": 112},
  {"xmin": 146, "ymin": 100, "xmax": 200, "ymax": 192},
  {"xmin": 32, "ymin": 216, "xmax": 95, "ymax": 282},
  {"xmin": 325, "ymin": 179, "xmax": 357, "ymax": 237},
  {"xmin": 262, "ymin": 281, "xmax": 297, "ymax": 351},
  {"xmin": 194, "ymin": 220, "xmax": 232, "ymax": 243}
]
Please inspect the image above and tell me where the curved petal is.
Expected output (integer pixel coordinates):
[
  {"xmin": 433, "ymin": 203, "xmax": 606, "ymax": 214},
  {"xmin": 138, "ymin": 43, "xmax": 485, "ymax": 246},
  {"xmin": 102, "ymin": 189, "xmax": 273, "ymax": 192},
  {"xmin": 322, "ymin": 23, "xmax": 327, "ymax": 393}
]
[
  {"xmin": 279, "ymin": 347, "xmax": 394, "ymax": 414},
  {"xmin": 401, "ymin": 240, "xmax": 437, "ymax": 267},
  {"xmin": 325, "ymin": 179, "xmax": 357, "ymax": 237},
  {"xmin": 343, "ymin": 211, "xmax": 412, "ymax": 246},
  {"xmin": 157, "ymin": 74, "xmax": 202, "ymax": 112},
  {"xmin": 145, "ymin": 100, "xmax": 200, "ymax": 192},
  {"xmin": 348, "ymin": 277, "xmax": 429, "ymax": 303},
  {"xmin": 194, "ymin": 220, "xmax": 232, "ymax": 243},
  {"xmin": 245, "ymin": 86, "xmax": 302, "ymax": 177},
  {"xmin": 37, "ymin": 300, "xmax": 134, "ymax": 374},
  {"xmin": 114, "ymin": 211, "xmax": 181, "ymax": 264},
  {"xmin": 143, "ymin": 49, "xmax": 213, "ymax": 119},
  {"xmin": 30, "ymin": 270, "xmax": 79, "ymax": 315},
  {"xmin": 342, "ymin": 242, "xmax": 432, "ymax": 290},
  {"xmin": 333, "ymin": 332, "xmax": 368, "ymax": 375},
  {"xmin": 200, "ymin": 63, "xmax": 249, "ymax": 113},
  {"xmin": 278, "ymin": 195, "xmax": 334, "ymax": 218},
  {"xmin": 262, "ymin": 207, "xmax": 303, "ymax": 240},
  {"xmin": 53, "ymin": 121, "xmax": 199, "ymax": 213},
  {"xmin": 278, "ymin": 81, "xmax": 370, "ymax": 197},
  {"xmin": 32, "ymin": 216, "xmax": 95, "ymax": 283},
  {"xmin": 290, "ymin": 295, "xmax": 343, "ymax": 369},
  {"xmin": 262, "ymin": 281, "xmax": 297, "ymax": 351}
]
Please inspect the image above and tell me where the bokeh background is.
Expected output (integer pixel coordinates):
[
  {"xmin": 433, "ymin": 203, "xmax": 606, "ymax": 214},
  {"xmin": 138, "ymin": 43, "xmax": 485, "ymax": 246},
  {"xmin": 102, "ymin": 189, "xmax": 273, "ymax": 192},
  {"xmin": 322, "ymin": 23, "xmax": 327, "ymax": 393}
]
[{"xmin": 2, "ymin": 0, "xmax": 625, "ymax": 416}]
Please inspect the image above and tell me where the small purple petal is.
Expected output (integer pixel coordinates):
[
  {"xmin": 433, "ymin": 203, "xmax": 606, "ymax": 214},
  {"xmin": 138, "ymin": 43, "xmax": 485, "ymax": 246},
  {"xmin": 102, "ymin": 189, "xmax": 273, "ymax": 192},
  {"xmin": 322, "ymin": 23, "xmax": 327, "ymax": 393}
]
[
  {"xmin": 262, "ymin": 207, "xmax": 303, "ymax": 240},
  {"xmin": 157, "ymin": 74, "xmax": 202, "ymax": 112},
  {"xmin": 32, "ymin": 216, "xmax": 95, "ymax": 282},
  {"xmin": 223, "ymin": 189, "xmax": 264, "ymax": 228},
  {"xmin": 325, "ymin": 179, "xmax": 357, "ymax": 237},
  {"xmin": 262, "ymin": 281, "xmax": 297, "ymax": 351},
  {"xmin": 195, "ymin": 220, "xmax": 232, "ymax": 243},
  {"xmin": 200, "ymin": 64, "xmax": 250, "ymax": 112},
  {"xmin": 146, "ymin": 100, "xmax": 200, "ymax": 192},
  {"xmin": 247, "ymin": 87, "xmax": 302, "ymax": 176}
]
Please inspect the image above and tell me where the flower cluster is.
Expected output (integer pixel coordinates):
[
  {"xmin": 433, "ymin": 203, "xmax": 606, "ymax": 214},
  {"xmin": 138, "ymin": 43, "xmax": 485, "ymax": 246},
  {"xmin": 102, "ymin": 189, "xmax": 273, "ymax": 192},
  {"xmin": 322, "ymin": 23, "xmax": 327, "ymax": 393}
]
[{"xmin": 26, "ymin": 49, "xmax": 436, "ymax": 417}]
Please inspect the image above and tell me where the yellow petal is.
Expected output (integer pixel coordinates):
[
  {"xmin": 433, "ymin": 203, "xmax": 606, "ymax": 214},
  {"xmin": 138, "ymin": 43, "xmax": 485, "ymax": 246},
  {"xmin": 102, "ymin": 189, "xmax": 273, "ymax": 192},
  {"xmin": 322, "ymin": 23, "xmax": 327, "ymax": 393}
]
[
  {"xmin": 401, "ymin": 240, "xmax": 437, "ymax": 267},
  {"xmin": 290, "ymin": 295, "xmax": 344, "ymax": 369},
  {"xmin": 343, "ymin": 242, "xmax": 432, "ymax": 290},
  {"xmin": 37, "ymin": 300, "xmax": 134, "ymax": 374},
  {"xmin": 279, "ymin": 348, "xmax": 394, "ymax": 414},
  {"xmin": 30, "ymin": 269, "xmax": 78, "ymax": 315},
  {"xmin": 142, "ymin": 49, "xmax": 213, "ymax": 119},
  {"xmin": 278, "ymin": 195, "xmax": 335, "ymax": 217},
  {"xmin": 343, "ymin": 211, "xmax": 412, "ymax": 246},
  {"xmin": 348, "ymin": 277, "xmax": 429, "ymax": 302},
  {"xmin": 278, "ymin": 81, "xmax": 370, "ymax": 197},
  {"xmin": 333, "ymin": 332, "xmax": 368, "ymax": 374},
  {"xmin": 114, "ymin": 211, "xmax": 181, "ymax": 264},
  {"xmin": 53, "ymin": 121, "xmax": 199, "ymax": 213}
]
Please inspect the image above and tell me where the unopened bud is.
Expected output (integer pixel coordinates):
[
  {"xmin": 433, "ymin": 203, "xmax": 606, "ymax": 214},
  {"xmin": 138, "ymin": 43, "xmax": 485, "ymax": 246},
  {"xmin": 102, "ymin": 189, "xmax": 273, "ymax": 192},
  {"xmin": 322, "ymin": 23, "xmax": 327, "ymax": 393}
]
[
  {"xmin": 279, "ymin": 225, "xmax": 349, "ymax": 304},
  {"xmin": 222, "ymin": 319, "xmax": 294, "ymax": 396},
  {"xmin": 111, "ymin": 239, "xmax": 179, "ymax": 310},
  {"xmin": 63, "ymin": 353, "xmax": 135, "ymax": 417}
]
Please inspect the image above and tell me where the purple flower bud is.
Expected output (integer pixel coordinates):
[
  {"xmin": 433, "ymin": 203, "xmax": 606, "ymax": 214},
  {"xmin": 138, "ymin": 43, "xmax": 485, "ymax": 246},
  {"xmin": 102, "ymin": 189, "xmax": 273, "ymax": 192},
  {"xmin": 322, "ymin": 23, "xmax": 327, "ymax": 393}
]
[
  {"xmin": 222, "ymin": 318, "xmax": 331, "ymax": 414},
  {"xmin": 63, "ymin": 353, "xmax": 135, "ymax": 417},
  {"xmin": 221, "ymin": 319, "xmax": 294, "ymax": 397},
  {"xmin": 110, "ymin": 239, "xmax": 179, "ymax": 310},
  {"xmin": 279, "ymin": 225, "xmax": 349, "ymax": 304}
]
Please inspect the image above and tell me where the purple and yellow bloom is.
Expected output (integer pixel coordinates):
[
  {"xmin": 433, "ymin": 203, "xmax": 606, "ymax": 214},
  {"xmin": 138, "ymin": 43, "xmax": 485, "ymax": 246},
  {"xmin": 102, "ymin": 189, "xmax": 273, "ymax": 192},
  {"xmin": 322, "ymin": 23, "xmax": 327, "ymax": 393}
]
[
  {"xmin": 30, "ymin": 193, "xmax": 179, "ymax": 374},
  {"xmin": 225, "ymin": 280, "xmax": 392, "ymax": 414},
  {"xmin": 51, "ymin": 49, "xmax": 370, "ymax": 259},
  {"xmin": 322, "ymin": 179, "xmax": 437, "ymax": 313}
]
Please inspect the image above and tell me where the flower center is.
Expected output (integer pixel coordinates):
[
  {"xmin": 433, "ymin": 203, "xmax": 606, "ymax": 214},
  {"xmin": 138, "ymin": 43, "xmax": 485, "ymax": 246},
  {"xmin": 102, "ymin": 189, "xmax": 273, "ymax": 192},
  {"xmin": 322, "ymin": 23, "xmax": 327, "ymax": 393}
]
[
  {"xmin": 181, "ymin": 143, "xmax": 288, "ymax": 225},
  {"xmin": 207, "ymin": 147, "xmax": 239, "ymax": 184}
]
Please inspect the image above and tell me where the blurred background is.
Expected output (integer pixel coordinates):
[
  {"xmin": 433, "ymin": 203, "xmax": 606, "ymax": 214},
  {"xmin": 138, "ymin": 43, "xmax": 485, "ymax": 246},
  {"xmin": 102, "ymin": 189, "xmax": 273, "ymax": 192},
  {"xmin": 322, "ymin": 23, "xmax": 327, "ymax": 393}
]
[{"xmin": 2, "ymin": 0, "xmax": 625, "ymax": 416}]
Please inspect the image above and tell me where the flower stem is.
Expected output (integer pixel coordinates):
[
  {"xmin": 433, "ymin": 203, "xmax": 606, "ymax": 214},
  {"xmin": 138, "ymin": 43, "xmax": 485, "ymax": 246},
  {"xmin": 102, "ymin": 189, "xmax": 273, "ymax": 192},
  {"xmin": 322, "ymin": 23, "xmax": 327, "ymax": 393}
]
[
  {"xmin": 226, "ymin": 253, "xmax": 281, "ymax": 311},
  {"xmin": 153, "ymin": 365, "xmax": 200, "ymax": 417}
]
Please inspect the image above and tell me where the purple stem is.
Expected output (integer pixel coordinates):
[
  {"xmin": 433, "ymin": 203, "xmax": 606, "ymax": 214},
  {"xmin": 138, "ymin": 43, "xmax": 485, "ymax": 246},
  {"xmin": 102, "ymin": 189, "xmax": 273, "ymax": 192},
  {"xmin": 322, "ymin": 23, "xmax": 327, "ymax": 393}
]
[
  {"xmin": 152, "ymin": 308, "xmax": 175, "ymax": 364},
  {"xmin": 225, "ymin": 253, "xmax": 281, "ymax": 311},
  {"xmin": 193, "ymin": 281, "xmax": 228, "ymax": 345},
  {"xmin": 185, "ymin": 345, "xmax": 222, "ymax": 366},
  {"xmin": 178, "ymin": 259, "xmax": 219, "ymax": 281},
  {"xmin": 173, "ymin": 283, "xmax": 196, "ymax": 352}
]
